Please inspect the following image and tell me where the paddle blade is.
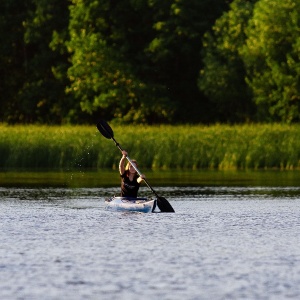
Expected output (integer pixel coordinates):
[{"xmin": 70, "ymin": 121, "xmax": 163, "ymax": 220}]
[
  {"xmin": 97, "ymin": 120, "xmax": 114, "ymax": 139},
  {"xmin": 157, "ymin": 197, "xmax": 175, "ymax": 213}
]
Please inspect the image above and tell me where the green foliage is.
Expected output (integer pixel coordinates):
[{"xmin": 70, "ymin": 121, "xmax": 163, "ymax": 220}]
[
  {"xmin": 1, "ymin": 0, "xmax": 299, "ymax": 125},
  {"xmin": 66, "ymin": 0, "xmax": 228, "ymax": 123},
  {"xmin": 146, "ymin": 0, "xmax": 229, "ymax": 122},
  {"xmin": 0, "ymin": 125, "xmax": 104, "ymax": 169},
  {"xmin": 0, "ymin": 0, "xmax": 72, "ymax": 124},
  {"xmin": 66, "ymin": 31, "xmax": 170, "ymax": 123},
  {"xmin": 200, "ymin": 0, "xmax": 300, "ymax": 123},
  {"xmin": 0, "ymin": 0, "xmax": 29, "ymax": 122},
  {"xmin": 67, "ymin": 0, "xmax": 173, "ymax": 123},
  {"xmin": 199, "ymin": 0, "xmax": 257, "ymax": 122},
  {"xmin": 241, "ymin": 0, "xmax": 300, "ymax": 123},
  {"xmin": 1, "ymin": 124, "xmax": 300, "ymax": 170}
]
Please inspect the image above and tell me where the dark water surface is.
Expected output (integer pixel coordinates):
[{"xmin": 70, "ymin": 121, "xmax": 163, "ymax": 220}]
[
  {"xmin": 1, "ymin": 169, "xmax": 300, "ymax": 187},
  {"xmin": 1, "ymin": 183, "xmax": 300, "ymax": 300}
]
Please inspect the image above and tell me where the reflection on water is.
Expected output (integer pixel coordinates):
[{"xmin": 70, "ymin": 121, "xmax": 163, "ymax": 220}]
[
  {"xmin": 2, "ymin": 185, "xmax": 300, "ymax": 200},
  {"xmin": 1, "ymin": 186, "xmax": 300, "ymax": 299},
  {"xmin": 1, "ymin": 169, "xmax": 300, "ymax": 188},
  {"xmin": 158, "ymin": 186, "xmax": 300, "ymax": 199}
]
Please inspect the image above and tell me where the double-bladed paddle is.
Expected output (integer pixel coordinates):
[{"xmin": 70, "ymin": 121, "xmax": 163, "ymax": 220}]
[{"xmin": 97, "ymin": 120, "xmax": 175, "ymax": 213}]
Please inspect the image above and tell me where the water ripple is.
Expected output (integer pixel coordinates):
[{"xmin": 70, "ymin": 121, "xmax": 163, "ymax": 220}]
[{"xmin": 1, "ymin": 187, "xmax": 300, "ymax": 299}]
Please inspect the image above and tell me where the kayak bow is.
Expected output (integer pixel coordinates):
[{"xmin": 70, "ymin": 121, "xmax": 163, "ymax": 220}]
[{"xmin": 105, "ymin": 196, "xmax": 156, "ymax": 213}]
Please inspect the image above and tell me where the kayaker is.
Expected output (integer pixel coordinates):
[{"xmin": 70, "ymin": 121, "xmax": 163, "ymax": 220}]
[{"xmin": 119, "ymin": 150, "xmax": 145, "ymax": 198}]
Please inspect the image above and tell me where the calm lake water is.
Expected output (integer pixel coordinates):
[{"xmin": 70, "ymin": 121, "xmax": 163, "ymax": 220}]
[{"xmin": 1, "ymin": 171, "xmax": 300, "ymax": 299}]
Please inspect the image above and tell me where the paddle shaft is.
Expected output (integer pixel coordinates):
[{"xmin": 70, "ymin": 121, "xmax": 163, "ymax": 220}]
[{"xmin": 111, "ymin": 136, "xmax": 160, "ymax": 198}]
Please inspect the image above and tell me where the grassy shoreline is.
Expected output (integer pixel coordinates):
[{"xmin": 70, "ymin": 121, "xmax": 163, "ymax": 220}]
[{"xmin": 1, "ymin": 124, "xmax": 300, "ymax": 170}]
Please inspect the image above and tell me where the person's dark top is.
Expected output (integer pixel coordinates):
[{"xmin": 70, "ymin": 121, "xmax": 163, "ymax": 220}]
[{"xmin": 120, "ymin": 171, "xmax": 140, "ymax": 197}]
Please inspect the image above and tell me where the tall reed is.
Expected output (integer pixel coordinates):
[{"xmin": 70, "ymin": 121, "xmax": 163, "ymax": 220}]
[{"xmin": 0, "ymin": 124, "xmax": 300, "ymax": 170}]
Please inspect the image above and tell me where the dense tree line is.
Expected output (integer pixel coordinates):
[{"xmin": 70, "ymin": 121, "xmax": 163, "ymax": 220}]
[
  {"xmin": 0, "ymin": 0, "xmax": 299, "ymax": 124},
  {"xmin": 200, "ymin": 0, "xmax": 300, "ymax": 123}
]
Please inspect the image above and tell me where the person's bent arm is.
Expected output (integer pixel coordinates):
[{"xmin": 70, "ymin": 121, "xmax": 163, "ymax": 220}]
[{"xmin": 137, "ymin": 174, "xmax": 146, "ymax": 184}]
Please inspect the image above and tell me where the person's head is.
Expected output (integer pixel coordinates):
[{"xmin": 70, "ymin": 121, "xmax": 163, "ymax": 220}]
[{"xmin": 125, "ymin": 160, "xmax": 138, "ymax": 174}]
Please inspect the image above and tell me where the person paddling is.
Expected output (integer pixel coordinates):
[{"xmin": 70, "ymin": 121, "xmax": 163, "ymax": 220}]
[{"xmin": 119, "ymin": 150, "xmax": 145, "ymax": 198}]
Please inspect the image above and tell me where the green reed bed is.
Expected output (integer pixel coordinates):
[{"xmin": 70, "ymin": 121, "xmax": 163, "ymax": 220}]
[{"xmin": 0, "ymin": 124, "xmax": 300, "ymax": 170}]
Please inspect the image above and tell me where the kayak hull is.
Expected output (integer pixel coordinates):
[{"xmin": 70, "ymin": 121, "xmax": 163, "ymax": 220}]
[{"xmin": 105, "ymin": 196, "xmax": 156, "ymax": 213}]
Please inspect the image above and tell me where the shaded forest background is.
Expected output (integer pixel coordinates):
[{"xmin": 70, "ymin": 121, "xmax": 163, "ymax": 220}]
[{"xmin": 1, "ymin": 0, "xmax": 300, "ymax": 125}]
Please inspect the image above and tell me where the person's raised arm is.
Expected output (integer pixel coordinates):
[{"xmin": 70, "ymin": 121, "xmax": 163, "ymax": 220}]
[{"xmin": 119, "ymin": 150, "xmax": 128, "ymax": 175}]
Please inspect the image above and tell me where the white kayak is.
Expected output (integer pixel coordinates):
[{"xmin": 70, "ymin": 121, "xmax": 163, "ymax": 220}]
[{"xmin": 105, "ymin": 196, "xmax": 156, "ymax": 213}]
